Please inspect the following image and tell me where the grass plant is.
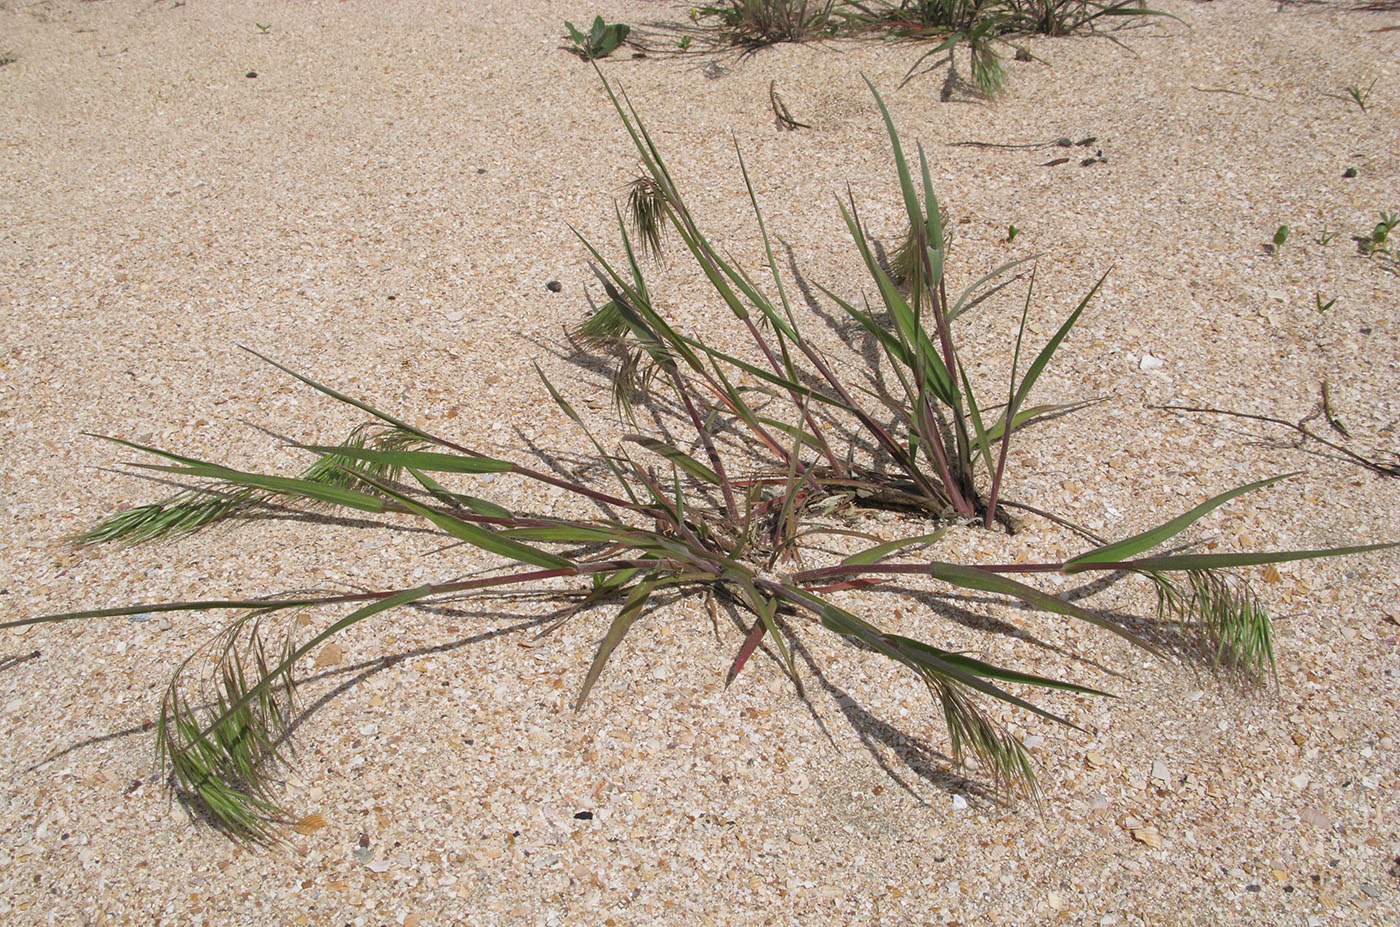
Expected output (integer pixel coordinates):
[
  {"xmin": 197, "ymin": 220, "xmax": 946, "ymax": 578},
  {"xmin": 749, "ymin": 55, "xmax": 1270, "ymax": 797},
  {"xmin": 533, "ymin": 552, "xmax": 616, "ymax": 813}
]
[
  {"xmin": 850, "ymin": 1, "xmax": 1173, "ymax": 93},
  {"xmin": 688, "ymin": 2, "xmax": 1170, "ymax": 94},
  {"xmin": 579, "ymin": 74, "xmax": 1096, "ymax": 530},
  {"xmin": 13, "ymin": 350, "xmax": 1388, "ymax": 842},
  {"xmin": 1343, "ymin": 78, "xmax": 1376, "ymax": 112},
  {"xmin": 694, "ymin": 0, "xmax": 843, "ymax": 48},
  {"xmin": 860, "ymin": 0, "xmax": 1171, "ymax": 37},
  {"xmin": 8, "ymin": 80, "xmax": 1394, "ymax": 846}
]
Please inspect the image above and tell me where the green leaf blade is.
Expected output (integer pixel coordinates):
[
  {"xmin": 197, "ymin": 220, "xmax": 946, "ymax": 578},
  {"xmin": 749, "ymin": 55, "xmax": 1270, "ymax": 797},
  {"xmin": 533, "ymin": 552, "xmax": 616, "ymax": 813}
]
[{"xmin": 1064, "ymin": 474, "xmax": 1298, "ymax": 571}]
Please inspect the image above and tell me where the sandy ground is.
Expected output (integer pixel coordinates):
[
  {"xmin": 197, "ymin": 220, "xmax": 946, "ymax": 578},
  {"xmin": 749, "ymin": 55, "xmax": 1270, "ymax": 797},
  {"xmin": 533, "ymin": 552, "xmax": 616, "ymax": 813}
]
[{"xmin": 2, "ymin": 0, "xmax": 1399, "ymax": 924}]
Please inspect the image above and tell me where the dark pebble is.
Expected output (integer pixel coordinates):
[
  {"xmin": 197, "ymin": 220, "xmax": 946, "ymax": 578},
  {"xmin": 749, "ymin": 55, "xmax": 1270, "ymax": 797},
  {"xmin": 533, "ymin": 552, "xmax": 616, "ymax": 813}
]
[
  {"xmin": 246, "ymin": 71, "xmax": 257, "ymax": 79},
  {"xmin": 477, "ymin": 168, "xmax": 487, "ymax": 175},
  {"xmin": 545, "ymin": 280, "xmax": 562, "ymax": 293},
  {"xmin": 1246, "ymin": 884, "xmax": 1260, "ymax": 892},
  {"xmin": 388, "ymin": 294, "xmax": 396, "ymax": 300},
  {"xmin": 1343, "ymin": 167, "xmax": 1358, "ymax": 178},
  {"xmin": 1361, "ymin": 327, "xmax": 1371, "ymax": 334},
  {"xmin": 573, "ymin": 810, "xmax": 594, "ymax": 820}
]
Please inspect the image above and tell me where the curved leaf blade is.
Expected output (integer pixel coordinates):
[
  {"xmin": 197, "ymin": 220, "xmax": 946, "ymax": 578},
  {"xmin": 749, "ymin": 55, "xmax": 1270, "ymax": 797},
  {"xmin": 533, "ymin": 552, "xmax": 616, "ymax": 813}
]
[{"xmin": 1064, "ymin": 474, "xmax": 1298, "ymax": 571}]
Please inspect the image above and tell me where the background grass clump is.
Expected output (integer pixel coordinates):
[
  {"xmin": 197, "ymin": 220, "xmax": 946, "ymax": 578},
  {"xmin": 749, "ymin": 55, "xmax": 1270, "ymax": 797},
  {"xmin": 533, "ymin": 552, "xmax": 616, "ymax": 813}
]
[{"xmin": 686, "ymin": 1, "xmax": 1171, "ymax": 93}]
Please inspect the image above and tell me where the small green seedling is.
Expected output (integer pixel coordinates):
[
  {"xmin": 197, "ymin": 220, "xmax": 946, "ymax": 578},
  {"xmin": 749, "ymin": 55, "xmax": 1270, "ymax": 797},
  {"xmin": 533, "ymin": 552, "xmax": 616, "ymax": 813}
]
[
  {"xmin": 1269, "ymin": 225, "xmax": 1289, "ymax": 256},
  {"xmin": 1362, "ymin": 212, "xmax": 1398, "ymax": 253},
  {"xmin": 1315, "ymin": 292, "xmax": 1336, "ymax": 314},
  {"xmin": 1344, "ymin": 78, "xmax": 1377, "ymax": 113},
  {"xmin": 565, "ymin": 16, "xmax": 631, "ymax": 60},
  {"xmin": 1361, "ymin": 214, "xmax": 1400, "ymax": 274},
  {"xmin": 1006, "ymin": 224, "xmax": 1020, "ymax": 243},
  {"xmin": 677, "ymin": 35, "xmax": 692, "ymax": 51},
  {"xmin": 255, "ymin": 23, "xmax": 271, "ymax": 34},
  {"xmin": 1318, "ymin": 226, "xmax": 1335, "ymax": 246}
]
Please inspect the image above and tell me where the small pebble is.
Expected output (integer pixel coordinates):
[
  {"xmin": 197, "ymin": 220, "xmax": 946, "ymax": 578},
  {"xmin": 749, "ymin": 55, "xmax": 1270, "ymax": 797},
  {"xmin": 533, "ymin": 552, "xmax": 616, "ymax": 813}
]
[
  {"xmin": 951, "ymin": 794, "xmax": 967, "ymax": 810},
  {"xmin": 245, "ymin": 71, "xmax": 257, "ymax": 79},
  {"xmin": 545, "ymin": 280, "xmax": 562, "ymax": 293},
  {"xmin": 1343, "ymin": 167, "xmax": 1358, "ymax": 178},
  {"xmin": 293, "ymin": 813, "xmax": 327, "ymax": 835},
  {"xmin": 1131, "ymin": 826, "xmax": 1162, "ymax": 849}
]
